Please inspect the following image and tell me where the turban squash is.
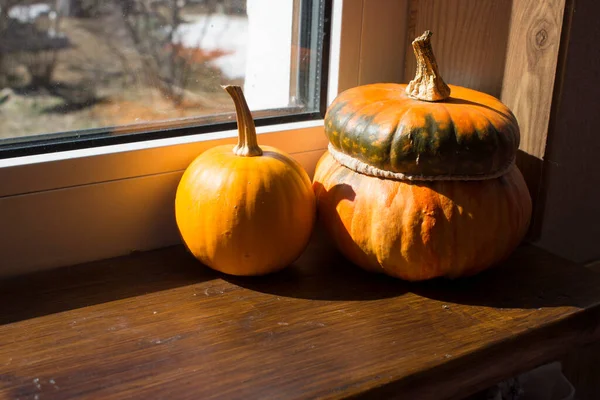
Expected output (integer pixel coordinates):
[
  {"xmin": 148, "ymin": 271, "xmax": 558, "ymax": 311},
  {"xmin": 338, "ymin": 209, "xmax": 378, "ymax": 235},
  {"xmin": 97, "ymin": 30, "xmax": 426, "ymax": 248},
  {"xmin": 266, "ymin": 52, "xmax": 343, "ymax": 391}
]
[
  {"xmin": 313, "ymin": 31, "xmax": 532, "ymax": 281},
  {"xmin": 176, "ymin": 85, "xmax": 315, "ymax": 276}
]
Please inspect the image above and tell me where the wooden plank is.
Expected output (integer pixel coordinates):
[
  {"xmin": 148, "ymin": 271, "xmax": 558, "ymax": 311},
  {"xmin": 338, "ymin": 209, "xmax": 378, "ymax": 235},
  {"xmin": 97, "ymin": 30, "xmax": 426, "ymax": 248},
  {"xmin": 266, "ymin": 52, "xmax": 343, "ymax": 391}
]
[
  {"xmin": 333, "ymin": 0, "xmax": 363, "ymax": 93},
  {"xmin": 332, "ymin": 0, "xmax": 409, "ymax": 94},
  {"xmin": 1, "ymin": 237, "xmax": 600, "ymax": 399},
  {"xmin": 534, "ymin": 0, "xmax": 600, "ymax": 262},
  {"xmin": 358, "ymin": 0, "xmax": 408, "ymax": 85},
  {"xmin": 404, "ymin": 0, "xmax": 512, "ymax": 97},
  {"xmin": 500, "ymin": 0, "xmax": 567, "ymax": 233}
]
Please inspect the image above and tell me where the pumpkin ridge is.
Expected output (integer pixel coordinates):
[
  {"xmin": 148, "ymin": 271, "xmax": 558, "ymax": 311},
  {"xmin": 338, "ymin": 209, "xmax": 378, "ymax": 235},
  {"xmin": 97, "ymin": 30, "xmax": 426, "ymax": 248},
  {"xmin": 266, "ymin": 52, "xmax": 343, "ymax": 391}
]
[
  {"xmin": 423, "ymin": 113, "xmax": 441, "ymax": 157},
  {"xmin": 443, "ymin": 105, "xmax": 459, "ymax": 175},
  {"xmin": 336, "ymin": 102, "xmax": 362, "ymax": 153},
  {"xmin": 338, "ymin": 101, "xmax": 388, "ymax": 155},
  {"xmin": 472, "ymin": 108, "xmax": 502, "ymax": 172},
  {"xmin": 352, "ymin": 101, "xmax": 391, "ymax": 153},
  {"xmin": 325, "ymin": 100, "xmax": 351, "ymax": 149},
  {"xmin": 262, "ymin": 149, "xmax": 312, "ymax": 189},
  {"xmin": 393, "ymin": 109, "xmax": 452, "ymax": 174},
  {"xmin": 370, "ymin": 186, "xmax": 388, "ymax": 271},
  {"xmin": 449, "ymin": 100, "xmax": 506, "ymax": 174},
  {"xmin": 389, "ymin": 105, "xmax": 416, "ymax": 169}
]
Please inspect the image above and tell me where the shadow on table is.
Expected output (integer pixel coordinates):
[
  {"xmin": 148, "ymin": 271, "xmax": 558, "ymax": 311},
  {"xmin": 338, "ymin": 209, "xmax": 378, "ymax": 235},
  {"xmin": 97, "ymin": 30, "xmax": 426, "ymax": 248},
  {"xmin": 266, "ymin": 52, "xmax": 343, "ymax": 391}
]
[
  {"xmin": 227, "ymin": 233, "xmax": 600, "ymax": 310},
  {"xmin": 4, "ymin": 235, "xmax": 598, "ymax": 326},
  {"xmin": 410, "ymin": 245, "xmax": 600, "ymax": 310},
  {"xmin": 0, "ymin": 246, "xmax": 216, "ymax": 325},
  {"xmin": 224, "ymin": 251, "xmax": 410, "ymax": 302}
]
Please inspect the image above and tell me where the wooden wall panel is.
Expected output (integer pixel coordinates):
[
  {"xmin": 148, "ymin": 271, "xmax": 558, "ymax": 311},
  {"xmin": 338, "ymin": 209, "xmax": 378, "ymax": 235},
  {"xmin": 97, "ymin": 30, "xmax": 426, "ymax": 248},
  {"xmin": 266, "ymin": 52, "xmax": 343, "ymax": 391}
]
[
  {"xmin": 334, "ymin": 0, "xmax": 363, "ymax": 93},
  {"xmin": 333, "ymin": 0, "xmax": 409, "ymax": 94},
  {"xmin": 404, "ymin": 0, "xmax": 512, "ymax": 97},
  {"xmin": 500, "ymin": 0, "xmax": 567, "ymax": 233},
  {"xmin": 358, "ymin": 0, "xmax": 408, "ymax": 85},
  {"xmin": 535, "ymin": 0, "xmax": 600, "ymax": 263}
]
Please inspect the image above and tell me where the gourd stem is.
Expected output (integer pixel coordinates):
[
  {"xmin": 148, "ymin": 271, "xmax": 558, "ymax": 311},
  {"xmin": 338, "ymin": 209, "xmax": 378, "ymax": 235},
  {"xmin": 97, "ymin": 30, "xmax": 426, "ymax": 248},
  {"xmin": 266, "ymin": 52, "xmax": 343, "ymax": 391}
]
[
  {"xmin": 405, "ymin": 31, "xmax": 451, "ymax": 102},
  {"xmin": 223, "ymin": 85, "xmax": 263, "ymax": 157}
]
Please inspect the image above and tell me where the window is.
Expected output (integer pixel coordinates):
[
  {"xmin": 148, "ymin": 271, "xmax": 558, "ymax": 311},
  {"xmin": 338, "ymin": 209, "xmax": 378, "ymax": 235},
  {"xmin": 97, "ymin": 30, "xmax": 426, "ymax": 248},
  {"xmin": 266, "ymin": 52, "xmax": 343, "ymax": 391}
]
[
  {"xmin": 0, "ymin": 1, "xmax": 406, "ymax": 276},
  {"xmin": 0, "ymin": 0, "xmax": 330, "ymax": 157}
]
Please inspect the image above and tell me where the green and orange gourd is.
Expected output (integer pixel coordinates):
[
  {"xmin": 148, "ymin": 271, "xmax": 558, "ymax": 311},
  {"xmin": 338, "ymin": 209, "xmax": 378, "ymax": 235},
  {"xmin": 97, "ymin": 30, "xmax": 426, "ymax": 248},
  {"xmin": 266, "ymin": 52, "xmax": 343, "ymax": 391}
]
[
  {"xmin": 313, "ymin": 31, "xmax": 532, "ymax": 281},
  {"xmin": 176, "ymin": 85, "xmax": 315, "ymax": 276}
]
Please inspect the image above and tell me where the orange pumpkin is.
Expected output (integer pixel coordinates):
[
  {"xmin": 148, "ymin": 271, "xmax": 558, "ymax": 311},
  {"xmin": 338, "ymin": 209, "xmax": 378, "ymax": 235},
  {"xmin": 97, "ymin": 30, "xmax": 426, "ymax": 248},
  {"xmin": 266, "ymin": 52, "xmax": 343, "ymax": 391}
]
[
  {"xmin": 176, "ymin": 86, "xmax": 315, "ymax": 276},
  {"xmin": 313, "ymin": 31, "xmax": 532, "ymax": 280}
]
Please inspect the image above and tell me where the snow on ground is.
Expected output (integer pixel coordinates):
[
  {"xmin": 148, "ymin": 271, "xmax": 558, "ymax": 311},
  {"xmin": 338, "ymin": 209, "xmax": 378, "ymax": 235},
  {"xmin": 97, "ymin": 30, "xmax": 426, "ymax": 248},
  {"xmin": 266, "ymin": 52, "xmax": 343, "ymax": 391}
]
[
  {"xmin": 8, "ymin": 3, "xmax": 52, "ymax": 23},
  {"xmin": 174, "ymin": 14, "xmax": 248, "ymax": 80}
]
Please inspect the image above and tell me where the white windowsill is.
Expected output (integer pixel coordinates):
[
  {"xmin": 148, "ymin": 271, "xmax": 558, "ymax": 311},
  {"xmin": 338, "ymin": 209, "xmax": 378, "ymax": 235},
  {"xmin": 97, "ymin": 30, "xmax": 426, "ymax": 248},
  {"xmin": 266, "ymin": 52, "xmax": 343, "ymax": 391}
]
[
  {"xmin": 0, "ymin": 119, "xmax": 326, "ymax": 197},
  {"xmin": 1, "ymin": 119, "xmax": 323, "ymax": 169}
]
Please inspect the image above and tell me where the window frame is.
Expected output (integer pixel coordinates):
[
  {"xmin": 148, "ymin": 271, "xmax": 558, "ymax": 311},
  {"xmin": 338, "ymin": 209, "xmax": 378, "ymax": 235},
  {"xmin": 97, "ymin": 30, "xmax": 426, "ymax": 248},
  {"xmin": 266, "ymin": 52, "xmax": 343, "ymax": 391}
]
[
  {"xmin": 0, "ymin": 0, "xmax": 407, "ymax": 277},
  {"xmin": 0, "ymin": 0, "xmax": 330, "ymax": 159}
]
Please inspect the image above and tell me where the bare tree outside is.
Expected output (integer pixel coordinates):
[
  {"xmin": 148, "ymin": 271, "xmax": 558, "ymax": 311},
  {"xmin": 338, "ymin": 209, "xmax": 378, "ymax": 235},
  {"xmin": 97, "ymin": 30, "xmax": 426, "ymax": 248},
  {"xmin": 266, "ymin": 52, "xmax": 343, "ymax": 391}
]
[
  {"xmin": 0, "ymin": 0, "xmax": 248, "ymax": 139},
  {"xmin": 119, "ymin": 0, "xmax": 229, "ymax": 106}
]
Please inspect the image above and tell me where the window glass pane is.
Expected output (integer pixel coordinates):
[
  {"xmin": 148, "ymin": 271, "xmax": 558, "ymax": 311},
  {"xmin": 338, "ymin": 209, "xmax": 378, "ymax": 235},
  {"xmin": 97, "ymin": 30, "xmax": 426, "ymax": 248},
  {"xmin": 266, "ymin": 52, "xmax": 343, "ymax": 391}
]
[{"xmin": 0, "ymin": 0, "xmax": 326, "ymax": 146}]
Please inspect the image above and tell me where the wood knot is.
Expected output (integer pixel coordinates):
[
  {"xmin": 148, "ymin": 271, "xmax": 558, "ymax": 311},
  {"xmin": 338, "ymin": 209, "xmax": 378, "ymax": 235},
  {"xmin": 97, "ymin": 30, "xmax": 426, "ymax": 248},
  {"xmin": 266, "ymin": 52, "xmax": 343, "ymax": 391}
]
[{"xmin": 535, "ymin": 29, "xmax": 548, "ymax": 48}]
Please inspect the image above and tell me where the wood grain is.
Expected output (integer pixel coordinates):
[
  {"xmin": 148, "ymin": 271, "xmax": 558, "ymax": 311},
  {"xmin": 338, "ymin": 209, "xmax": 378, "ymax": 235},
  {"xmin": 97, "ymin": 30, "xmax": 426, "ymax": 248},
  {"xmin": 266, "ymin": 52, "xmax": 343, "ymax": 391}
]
[
  {"xmin": 1, "ymin": 232, "xmax": 600, "ymax": 399},
  {"xmin": 534, "ymin": 0, "xmax": 600, "ymax": 262},
  {"xmin": 500, "ymin": 0, "xmax": 567, "ymax": 228},
  {"xmin": 357, "ymin": 0, "xmax": 408, "ymax": 85},
  {"xmin": 333, "ymin": 0, "xmax": 409, "ymax": 93},
  {"xmin": 404, "ymin": 0, "xmax": 512, "ymax": 97},
  {"xmin": 333, "ymin": 0, "xmax": 363, "ymax": 93},
  {"xmin": 549, "ymin": 3, "xmax": 600, "ymax": 394}
]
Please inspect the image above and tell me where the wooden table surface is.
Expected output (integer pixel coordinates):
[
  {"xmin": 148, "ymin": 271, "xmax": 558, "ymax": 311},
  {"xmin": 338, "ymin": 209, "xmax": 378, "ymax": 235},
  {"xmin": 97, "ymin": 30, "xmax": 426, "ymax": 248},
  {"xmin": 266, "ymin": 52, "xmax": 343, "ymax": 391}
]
[{"xmin": 1, "ymin": 233, "xmax": 600, "ymax": 400}]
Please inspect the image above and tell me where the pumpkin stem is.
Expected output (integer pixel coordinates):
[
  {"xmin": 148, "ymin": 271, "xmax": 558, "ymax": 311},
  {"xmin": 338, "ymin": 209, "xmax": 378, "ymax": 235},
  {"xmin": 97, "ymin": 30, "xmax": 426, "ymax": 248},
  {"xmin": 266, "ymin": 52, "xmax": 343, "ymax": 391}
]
[
  {"xmin": 405, "ymin": 31, "xmax": 451, "ymax": 102},
  {"xmin": 223, "ymin": 85, "xmax": 263, "ymax": 157}
]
